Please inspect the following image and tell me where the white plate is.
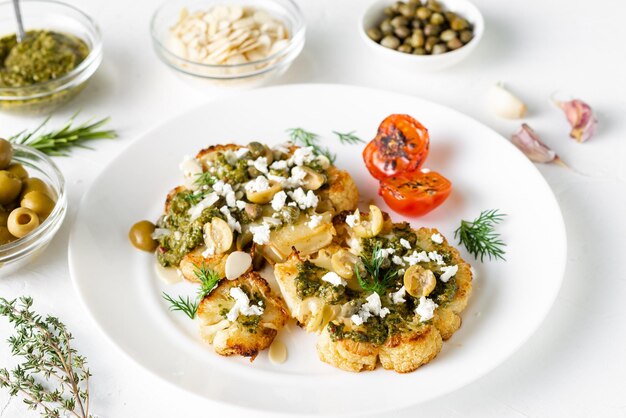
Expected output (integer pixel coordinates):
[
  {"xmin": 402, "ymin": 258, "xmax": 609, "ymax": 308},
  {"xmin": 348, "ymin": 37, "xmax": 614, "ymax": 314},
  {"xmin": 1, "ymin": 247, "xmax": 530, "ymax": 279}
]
[{"xmin": 68, "ymin": 84, "xmax": 566, "ymax": 416}]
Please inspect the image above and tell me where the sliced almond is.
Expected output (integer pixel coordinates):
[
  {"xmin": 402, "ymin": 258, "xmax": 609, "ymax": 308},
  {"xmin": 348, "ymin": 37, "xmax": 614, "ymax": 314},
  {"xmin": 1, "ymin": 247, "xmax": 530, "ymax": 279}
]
[{"xmin": 225, "ymin": 251, "xmax": 252, "ymax": 280}]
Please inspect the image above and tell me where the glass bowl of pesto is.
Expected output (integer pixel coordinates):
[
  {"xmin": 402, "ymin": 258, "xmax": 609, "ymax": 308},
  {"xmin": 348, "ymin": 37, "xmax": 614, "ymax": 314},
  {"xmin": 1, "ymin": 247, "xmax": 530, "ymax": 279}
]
[
  {"xmin": 0, "ymin": 145, "xmax": 67, "ymax": 277},
  {"xmin": 0, "ymin": 0, "xmax": 102, "ymax": 113},
  {"xmin": 150, "ymin": 0, "xmax": 305, "ymax": 90}
]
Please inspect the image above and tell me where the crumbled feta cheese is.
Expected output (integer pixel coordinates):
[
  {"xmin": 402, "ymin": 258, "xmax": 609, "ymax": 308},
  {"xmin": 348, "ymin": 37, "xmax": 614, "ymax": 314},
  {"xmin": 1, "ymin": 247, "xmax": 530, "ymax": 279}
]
[
  {"xmin": 179, "ymin": 155, "xmax": 202, "ymax": 177},
  {"xmin": 288, "ymin": 188, "xmax": 318, "ymax": 210},
  {"xmin": 403, "ymin": 250, "xmax": 430, "ymax": 266},
  {"xmin": 245, "ymin": 176, "xmax": 270, "ymax": 193},
  {"xmin": 225, "ymin": 190, "xmax": 237, "ymax": 208},
  {"xmin": 188, "ymin": 192, "xmax": 219, "ymax": 221},
  {"xmin": 289, "ymin": 146, "xmax": 315, "ymax": 166},
  {"xmin": 234, "ymin": 147, "xmax": 249, "ymax": 159},
  {"xmin": 212, "ymin": 180, "xmax": 225, "ymax": 194},
  {"xmin": 288, "ymin": 202, "xmax": 297, "ymax": 207},
  {"xmin": 390, "ymin": 286, "xmax": 406, "ymax": 304},
  {"xmin": 350, "ymin": 314, "xmax": 364, "ymax": 326},
  {"xmin": 345, "ymin": 210, "xmax": 360, "ymax": 227},
  {"xmin": 151, "ymin": 228, "xmax": 172, "ymax": 240},
  {"xmin": 428, "ymin": 251, "xmax": 445, "ymax": 265},
  {"xmin": 267, "ymin": 174, "xmax": 289, "ymax": 187},
  {"xmin": 219, "ymin": 206, "xmax": 242, "ymax": 233},
  {"xmin": 351, "ymin": 293, "xmax": 390, "ymax": 326},
  {"xmin": 226, "ymin": 287, "xmax": 264, "ymax": 322},
  {"xmin": 272, "ymin": 142, "xmax": 292, "ymax": 154},
  {"xmin": 235, "ymin": 200, "xmax": 246, "ymax": 210},
  {"xmin": 270, "ymin": 160, "xmax": 288, "ymax": 171},
  {"xmin": 415, "ymin": 297, "xmax": 437, "ymax": 322},
  {"xmin": 202, "ymin": 246, "xmax": 215, "ymax": 258},
  {"xmin": 379, "ymin": 307, "xmax": 390, "ymax": 318},
  {"xmin": 250, "ymin": 223, "xmax": 271, "ymax": 245},
  {"xmin": 174, "ymin": 231, "xmax": 182, "ymax": 241},
  {"xmin": 392, "ymin": 255, "xmax": 404, "ymax": 265},
  {"xmin": 249, "ymin": 156, "xmax": 269, "ymax": 174},
  {"xmin": 431, "ymin": 233, "xmax": 444, "ymax": 244},
  {"xmin": 289, "ymin": 166, "xmax": 307, "ymax": 185},
  {"xmin": 379, "ymin": 248, "xmax": 395, "ymax": 258},
  {"xmin": 439, "ymin": 265, "xmax": 458, "ymax": 283},
  {"xmin": 307, "ymin": 214, "xmax": 323, "ymax": 229},
  {"xmin": 363, "ymin": 293, "xmax": 384, "ymax": 317},
  {"xmin": 321, "ymin": 271, "xmax": 346, "ymax": 287},
  {"xmin": 400, "ymin": 238, "xmax": 412, "ymax": 249},
  {"xmin": 271, "ymin": 191, "xmax": 288, "ymax": 211}
]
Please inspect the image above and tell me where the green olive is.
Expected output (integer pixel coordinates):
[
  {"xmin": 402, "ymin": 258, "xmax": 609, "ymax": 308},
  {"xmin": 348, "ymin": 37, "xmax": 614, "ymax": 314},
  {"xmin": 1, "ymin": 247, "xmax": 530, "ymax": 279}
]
[
  {"xmin": 6, "ymin": 163, "xmax": 28, "ymax": 180},
  {"xmin": 0, "ymin": 211, "xmax": 8, "ymax": 227},
  {"xmin": 19, "ymin": 177, "xmax": 52, "ymax": 200},
  {"xmin": 0, "ymin": 171, "xmax": 22, "ymax": 205},
  {"xmin": 21, "ymin": 191, "xmax": 56, "ymax": 219},
  {"xmin": 0, "ymin": 139, "xmax": 13, "ymax": 170},
  {"xmin": 129, "ymin": 220, "xmax": 157, "ymax": 252},
  {"xmin": 0, "ymin": 226, "xmax": 16, "ymax": 245},
  {"xmin": 7, "ymin": 207, "xmax": 39, "ymax": 238}
]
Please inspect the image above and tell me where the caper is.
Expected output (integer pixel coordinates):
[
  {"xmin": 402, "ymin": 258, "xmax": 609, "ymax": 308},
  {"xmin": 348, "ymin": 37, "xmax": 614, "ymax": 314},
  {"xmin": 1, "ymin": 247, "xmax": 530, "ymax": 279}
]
[
  {"xmin": 244, "ymin": 203, "xmax": 262, "ymax": 220},
  {"xmin": 408, "ymin": 30, "xmax": 425, "ymax": 47},
  {"xmin": 451, "ymin": 17, "xmax": 469, "ymax": 31},
  {"xmin": 380, "ymin": 19, "xmax": 393, "ymax": 35},
  {"xmin": 398, "ymin": 3, "xmax": 416, "ymax": 18},
  {"xmin": 129, "ymin": 220, "xmax": 158, "ymax": 252},
  {"xmin": 0, "ymin": 226, "xmax": 15, "ymax": 245},
  {"xmin": 424, "ymin": 36, "xmax": 438, "ymax": 52},
  {"xmin": 21, "ymin": 191, "xmax": 55, "ymax": 219},
  {"xmin": 0, "ymin": 139, "xmax": 13, "ymax": 171},
  {"xmin": 0, "ymin": 171, "xmax": 22, "ymax": 205},
  {"xmin": 408, "ymin": 0, "xmax": 421, "ymax": 4},
  {"xmin": 427, "ymin": 0, "xmax": 442, "ymax": 12},
  {"xmin": 281, "ymin": 206, "xmax": 300, "ymax": 224},
  {"xmin": 391, "ymin": 1, "xmax": 402, "ymax": 12},
  {"xmin": 411, "ymin": 19, "xmax": 422, "ymax": 29},
  {"xmin": 430, "ymin": 12, "xmax": 444, "ymax": 25},
  {"xmin": 390, "ymin": 16, "xmax": 409, "ymax": 28},
  {"xmin": 447, "ymin": 38, "xmax": 463, "ymax": 50},
  {"xmin": 394, "ymin": 26, "xmax": 411, "ymax": 39},
  {"xmin": 423, "ymin": 24, "xmax": 441, "ymax": 37},
  {"xmin": 412, "ymin": 47, "xmax": 426, "ymax": 55},
  {"xmin": 380, "ymin": 35, "xmax": 401, "ymax": 50},
  {"xmin": 247, "ymin": 142, "xmax": 266, "ymax": 159},
  {"xmin": 432, "ymin": 43, "xmax": 448, "ymax": 54},
  {"xmin": 416, "ymin": 6, "xmax": 431, "ymax": 20},
  {"xmin": 440, "ymin": 29, "xmax": 457, "ymax": 42},
  {"xmin": 6, "ymin": 163, "xmax": 28, "ymax": 180},
  {"xmin": 397, "ymin": 44, "xmax": 412, "ymax": 53},
  {"xmin": 460, "ymin": 30, "xmax": 474, "ymax": 43},
  {"xmin": 367, "ymin": 27, "xmax": 383, "ymax": 42},
  {"xmin": 444, "ymin": 12, "xmax": 457, "ymax": 22},
  {"xmin": 383, "ymin": 6, "xmax": 395, "ymax": 16}
]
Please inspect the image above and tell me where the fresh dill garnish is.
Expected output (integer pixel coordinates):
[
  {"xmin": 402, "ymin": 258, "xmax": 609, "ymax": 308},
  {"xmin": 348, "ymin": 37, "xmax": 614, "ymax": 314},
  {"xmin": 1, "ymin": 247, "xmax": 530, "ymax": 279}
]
[
  {"xmin": 286, "ymin": 127, "xmax": 336, "ymax": 163},
  {"xmin": 162, "ymin": 293, "xmax": 198, "ymax": 320},
  {"xmin": 355, "ymin": 243, "xmax": 398, "ymax": 295},
  {"xmin": 454, "ymin": 209, "xmax": 507, "ymax": 262},
  {"xmin": 182, "ymin": 191, "xmax": 205, "ymax": 205},
  {"xmin": 195, "ymin": 262, "xmax": 221, "ymax": 300},
  {"xmin": 9, "ymin": 113, "xmax": 117, "ymax": 156},
  {"xmin": 333, "ymin": 130, "xmax": 365, "ymax": 145},
  {"xmin": 194, "ymin": 171, "xmax": 216, "ymax": 187}
]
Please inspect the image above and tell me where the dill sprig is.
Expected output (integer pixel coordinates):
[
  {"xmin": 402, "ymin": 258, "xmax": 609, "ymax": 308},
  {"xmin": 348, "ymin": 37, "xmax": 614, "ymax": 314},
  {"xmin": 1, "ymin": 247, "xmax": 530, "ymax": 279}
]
[
  {"xmin": 333, "ymin": 130, "xmax": 364, "ymax": 145},
  {"xmin": 9, "ymin": 114, "xmax": 117, "ymax": 156},
  {"xmin": 194, "ymin": 171, "xmax": 216, "ymax": 188},
  {"xmin": 286, "ymin": 127, "xmax": 336, "ymax": 163},
  {"xmin": 0, "ymin": 296, "xmax": 93, "ymax": 418},
  {"xmin": 162, "ymin": 263, "xmax": 221, "ymax": 319},
  {"xmin": 454, "ymin": 209, "xmax": 507, "ymax": 262},
  {"xmin": 355, "ymin": 243, "xmax": 398, "ymax": 295},
  {"xmin": 162, "ymin": 293, "xmax": 198, "ymax": 320}
]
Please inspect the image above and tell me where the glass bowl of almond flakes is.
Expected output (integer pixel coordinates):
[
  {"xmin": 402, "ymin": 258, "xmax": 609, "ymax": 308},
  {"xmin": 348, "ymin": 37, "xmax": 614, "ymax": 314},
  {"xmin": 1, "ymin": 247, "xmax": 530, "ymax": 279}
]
[{"xmin": 150, "ymin": 0, "xmax": 305, "ymax": 89}]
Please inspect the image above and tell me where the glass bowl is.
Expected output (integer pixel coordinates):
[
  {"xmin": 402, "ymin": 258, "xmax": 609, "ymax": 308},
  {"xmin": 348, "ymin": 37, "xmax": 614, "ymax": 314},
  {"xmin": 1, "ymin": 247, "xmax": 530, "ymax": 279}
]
[
  {"xmin": 0, "ymin": 145, "xmax": 67, "ymax": 277},
  {"xmin": 0, "ymin": 0, "xmax": 103, "ymax": 114},
  {"xmin": 150, "ymin": 0, "xmax": 305, "ymax": 91}
]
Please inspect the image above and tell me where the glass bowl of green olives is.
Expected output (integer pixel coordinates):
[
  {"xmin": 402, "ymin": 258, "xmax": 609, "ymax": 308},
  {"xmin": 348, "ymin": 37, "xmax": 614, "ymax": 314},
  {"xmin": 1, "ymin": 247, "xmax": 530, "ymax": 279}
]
[
  {"xmin": 360, "ymin": 0, "xmax": 484, "ymax": 71},
  {"xmin": 0, "ymin": 140, "xmax": 66, "ymax": 277}
]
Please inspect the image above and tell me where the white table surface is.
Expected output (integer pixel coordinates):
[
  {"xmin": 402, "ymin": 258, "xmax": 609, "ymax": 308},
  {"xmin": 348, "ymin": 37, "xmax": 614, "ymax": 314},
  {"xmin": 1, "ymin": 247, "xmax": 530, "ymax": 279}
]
[{"xmin": 1, "ymin": 0, "xmax": 625, "ymax": 417}]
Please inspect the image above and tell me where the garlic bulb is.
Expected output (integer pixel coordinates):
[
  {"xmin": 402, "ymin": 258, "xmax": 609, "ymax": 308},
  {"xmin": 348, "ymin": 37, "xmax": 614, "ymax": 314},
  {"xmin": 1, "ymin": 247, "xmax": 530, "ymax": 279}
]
[{"xmin": 487, "ymin": 83, "xmax": 528, "ymax": 119}]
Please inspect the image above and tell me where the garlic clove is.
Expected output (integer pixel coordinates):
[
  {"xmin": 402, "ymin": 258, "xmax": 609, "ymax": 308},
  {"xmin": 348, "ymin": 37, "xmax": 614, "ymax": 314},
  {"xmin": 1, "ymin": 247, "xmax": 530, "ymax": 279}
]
[
  {"xmin": 225, "ymin": 251, "xmax": 252, "ymax": 280},
  {"xmin": 511, "ymin": 124, "xmax": 560, "ymax": 164},
  {"xmin": 555, "ymin": 98, "xmax": 597, "ymax": 143},
  {"xmin": 487, "ymin": 83, "xmax": 528, "ymax": 119}
]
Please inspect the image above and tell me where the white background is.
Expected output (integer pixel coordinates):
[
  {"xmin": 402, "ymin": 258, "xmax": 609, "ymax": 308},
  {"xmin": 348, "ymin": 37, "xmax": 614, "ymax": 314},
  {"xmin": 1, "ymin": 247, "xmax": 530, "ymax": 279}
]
[{"xmin": 1, "ymin": 0, "xmax": 625, "ymax": 417}]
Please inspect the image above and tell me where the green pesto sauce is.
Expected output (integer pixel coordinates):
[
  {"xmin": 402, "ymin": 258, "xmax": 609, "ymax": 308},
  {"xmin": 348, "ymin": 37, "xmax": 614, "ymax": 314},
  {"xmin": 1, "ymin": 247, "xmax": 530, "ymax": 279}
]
[
  {"xmin": 294, "ymin": 261, "xmax": 350, "ymax": 304},
  {"xmin": 219, "ymin": 285, "xmax": 264, "ymax": 333},
  {"xmin": 0, "ymin": 30, "xmax": 89, "ymax": 88},
  {"xmin": 212, "ymin": 154, "xmax": 250, "ymax": 184}
]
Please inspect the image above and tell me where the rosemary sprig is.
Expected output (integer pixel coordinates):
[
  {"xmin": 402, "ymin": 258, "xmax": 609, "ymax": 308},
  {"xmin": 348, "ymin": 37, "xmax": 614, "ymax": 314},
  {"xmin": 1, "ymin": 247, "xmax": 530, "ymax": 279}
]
[
  {"xmin": 454, "ymin": 209, "xmax": 507, "ymax": 262},
  {"xmin": 162, "ymin": 263, "xmax": 221, "ymax": 319},
  {"xmin": 161, "ymin": 293, "xmax": 198, "ymax": 320},
  {"xmin": 355, "ymin": 243, "xmax": 398, "ymax": 295},
  {"xmin": 9, "ymin": 114, "xmax": 117, "ymax": 156},
  {"xmin": 286, "ymin": 127, "xmax": 336, "ymax": 163},
  {"xmin": 0, "ymin": 296, "xmax": 93, "ymax": 418},
  {"xmin": 333, "ymin": 130, "xmax": 364, "ymax": 145}
]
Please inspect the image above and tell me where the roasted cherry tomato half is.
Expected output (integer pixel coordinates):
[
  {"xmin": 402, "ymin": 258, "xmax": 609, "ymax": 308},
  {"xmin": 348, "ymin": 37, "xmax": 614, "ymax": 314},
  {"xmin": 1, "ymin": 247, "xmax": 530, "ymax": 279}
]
[
  {"xmin": 363, "ymin": 114, "xmax": 430, "ymax": 180},
  {"xmin": 379, "ymin": 171, "xmax": 452, "ymax": 217}
]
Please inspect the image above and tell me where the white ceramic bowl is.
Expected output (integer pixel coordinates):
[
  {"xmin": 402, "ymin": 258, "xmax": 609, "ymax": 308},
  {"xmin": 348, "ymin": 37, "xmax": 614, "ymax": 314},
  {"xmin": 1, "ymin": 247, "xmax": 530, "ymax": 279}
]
[{"xmin": 360, "ymin": 0, "xmax": 484, "ymax": 71}]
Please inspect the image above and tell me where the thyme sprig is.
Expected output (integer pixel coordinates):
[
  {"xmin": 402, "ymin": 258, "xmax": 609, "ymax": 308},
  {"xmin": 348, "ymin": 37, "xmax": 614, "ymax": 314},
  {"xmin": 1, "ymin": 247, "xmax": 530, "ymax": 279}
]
[
  {"xmin": 355, "ymin": 243, "xmax": 398, "ymax": 295},
  {"xmin": 0, "ymin": 296, "xmax": 93, "ymax": 418},
  {"xmin": 9, "ymin": 114, "xmax": 117, "ymax": 156},
  {"xmin": 286, "ymin": 127, "xmax": 336, "ymax": 163},
  {"xmin": 454, "ymin": 209, "xmax": 507, "ymax": 262},
  {"xmin": 333, "ymin": 130, "xmax": 364, "ymax": 145},
  {"xmin": 162, "ymin": 263, "xmax": 221, "ymax": 319}
]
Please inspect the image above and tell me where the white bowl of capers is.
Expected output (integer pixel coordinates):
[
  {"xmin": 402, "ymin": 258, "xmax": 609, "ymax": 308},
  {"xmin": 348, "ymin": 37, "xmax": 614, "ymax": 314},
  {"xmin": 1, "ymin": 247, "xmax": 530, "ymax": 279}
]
[{"xmin": 360, "ymin": 0, "xmax": 484, "ymax": 71}]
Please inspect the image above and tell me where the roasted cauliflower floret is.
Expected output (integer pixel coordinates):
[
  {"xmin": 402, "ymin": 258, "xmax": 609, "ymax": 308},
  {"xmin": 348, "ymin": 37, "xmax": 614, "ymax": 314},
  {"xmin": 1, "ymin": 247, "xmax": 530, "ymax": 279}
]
[
  {"xmin": 179, "ymin": 246, "xmax": 228, "ymax": 283},
  {"xmin": 196, "ymin": 272, "xmax": 288, "ymax": 359}
]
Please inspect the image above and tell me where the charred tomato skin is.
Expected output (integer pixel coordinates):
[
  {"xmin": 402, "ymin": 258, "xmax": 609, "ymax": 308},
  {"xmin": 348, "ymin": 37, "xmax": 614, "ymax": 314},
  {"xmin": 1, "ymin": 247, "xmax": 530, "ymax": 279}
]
[
  {"xmin": 363, "ymin": 114, "xmax": 430, "ymax": 180},
  {"xmin": 379, "ymin": 171, "xmax": 452, "ymax": 217}
]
